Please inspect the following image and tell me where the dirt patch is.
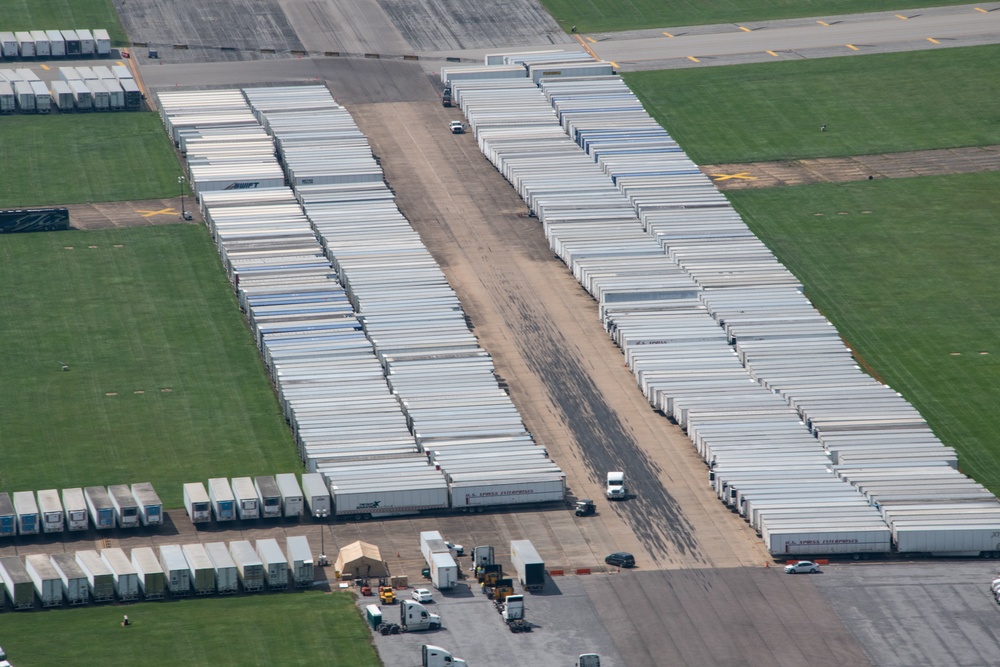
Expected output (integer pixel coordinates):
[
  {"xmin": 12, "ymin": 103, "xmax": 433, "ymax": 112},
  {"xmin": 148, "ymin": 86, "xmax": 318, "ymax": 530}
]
[{"xmin": 63, "ymin": 197, "xmax": 202, "ymax": 230}]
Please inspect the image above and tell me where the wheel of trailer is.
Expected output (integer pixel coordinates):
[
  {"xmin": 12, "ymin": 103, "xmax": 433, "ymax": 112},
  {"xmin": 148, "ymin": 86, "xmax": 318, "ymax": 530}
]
[
  {"xmin": 379, "ymin": 625, "xmax": 390, "ymax": 635},
  {"xmin": 525, "ymin": 625, "xmax": 533, "ymax": 632},
  {"xmin": 390, "ymin": 625, "xmax": 401, "ymax": 635}
]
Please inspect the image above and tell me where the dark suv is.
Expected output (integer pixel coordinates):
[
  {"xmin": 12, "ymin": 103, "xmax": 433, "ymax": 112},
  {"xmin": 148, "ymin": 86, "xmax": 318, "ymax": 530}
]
[{"xmin": 605, "ymin": 552, "xmax": 635, "ymax": 568}]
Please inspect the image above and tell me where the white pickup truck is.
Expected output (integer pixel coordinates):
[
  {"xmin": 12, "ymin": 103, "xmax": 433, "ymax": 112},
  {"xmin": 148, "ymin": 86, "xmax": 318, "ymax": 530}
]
[{"xmin": 449, "ymin": 120, "xmax": 466, "ymax": 134}]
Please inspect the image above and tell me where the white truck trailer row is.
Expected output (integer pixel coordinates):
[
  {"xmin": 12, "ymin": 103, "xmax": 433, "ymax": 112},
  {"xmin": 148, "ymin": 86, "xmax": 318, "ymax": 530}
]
[{"xmin": 0, "ymin": 28, "xmax": 111, "ymax": 59}]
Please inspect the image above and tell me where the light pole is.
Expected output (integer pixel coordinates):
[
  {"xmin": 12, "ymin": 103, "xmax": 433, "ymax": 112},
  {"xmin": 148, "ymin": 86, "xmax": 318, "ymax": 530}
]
[
  {"xmin": 177, "ymin": 175, "xmax": 185, "ymax": 219},
  {"xmin": 315, "ymin": 508, "xmax": 329, "ymax": 566}
]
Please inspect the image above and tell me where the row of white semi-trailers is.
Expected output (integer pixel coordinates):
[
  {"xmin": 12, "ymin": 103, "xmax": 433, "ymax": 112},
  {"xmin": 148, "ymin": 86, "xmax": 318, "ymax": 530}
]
[
  {"xmin": 0, "ymin": 536, "xmax": 313, "ymax": 610},
  {"xmin": 0, "ymin": 483, "xmax": 162, "ymax": 537},
  {"xmin": 0, "ymin": 65, "xmax": 140, "ymax": 113},
  {"xmin": 0, "ymin": 29, "xmax": 112, "ymax": 59}
]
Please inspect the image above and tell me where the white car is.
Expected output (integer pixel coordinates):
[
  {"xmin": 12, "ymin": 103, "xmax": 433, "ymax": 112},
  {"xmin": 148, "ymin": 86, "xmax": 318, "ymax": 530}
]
[
  {"xmin": 445, "ymin": 541, "xmax": 464, "ymax": 557},
  {"xmin": 784, "ymin": 561, "xmax": 821, "ymax": 574},
  {"xmin": 411, "ymin": 588, "xmax": 434, "ymax": 603}
]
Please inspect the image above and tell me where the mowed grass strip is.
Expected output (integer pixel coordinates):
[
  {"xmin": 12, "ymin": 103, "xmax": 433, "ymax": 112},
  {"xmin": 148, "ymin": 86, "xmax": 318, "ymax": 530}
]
[
  {"xmin": 0, "ymin": 592, "xmax": 380, "ymax": 667},
  {"xmin": 728, "ymin": 172, "xmax": 1000, "ymax": 493},
  {"xmin": 0, "ymin": 113, "xmax": 183, "ymax": 209},
  {"xmin": 541, "ymin": 0, "xmax": 976, "ymax": 33},
  {"xmin": 625, "ymin": 45, "xmax": 1000, "ymax": 164},
  {"xmin": 0, "ymin": 225, "xmax": 298, "ymax": 507},
  {"xmin": 5, "ymin": 0, "xmax": 128, "ymax": 45}
]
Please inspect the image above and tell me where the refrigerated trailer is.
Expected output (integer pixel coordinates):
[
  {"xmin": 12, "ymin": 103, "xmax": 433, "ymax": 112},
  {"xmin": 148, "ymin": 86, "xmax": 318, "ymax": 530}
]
[
  {"xmin": 75, "ymin": 550, "xmax": 115, "ymax": 602},
  {"xmin": 85, "ymin": 486, "xmax": 115, "ymax": 529},
  {"xmin": 230, "ymin": 540, "xmax": 264, "ymax": 592},
  {"xmin": 51, "ymin": 553, "xmax": 89, "ymax": 605},
  {"xmin": 255, "ymin": 476, "xmax": 282, "ymax": 519},
  {"xmin": 25, "ymin": 554, "xmax": 62, "ymax": 607},
  {"xmin": 232, "ymin": 477, "xmax": 260, "ymax": 519},
  {"xmin": 301, "ymin": 473, "xmax": 331, "ymax": 516},
  {"xmin": 510, "ymin": 540, "xmax": 545, "ymax": 592},
  {"xmin": 286, "ymin": 535, "xmax": 313, "ymax": 587},
  {"xmin": 131, "ymin": 482, "xmax": 163, "ymax": 526},
  {"xmin": 0, "ymin": 81, "xmax": 14, "ymax": 114},
  {"xmin": 61, "ymin": 30, "xmax": 81, "ymax": 56},
  {"xmin": 12, "ymin": 491, "xmax": 39, "ymax": 535},
  {"xmin": 183, "ymin": 482, "xmax": 211, "ymax": 523},
  {"xmin": 256, "ymin": 538, "xmax": 289, "ymax": 590},
  {"xmin": 15, "ymin": 32, "xmax": 35, "ymax": 58},
  {"xmin": 429, "ymin": 552, "xmax": 458, "ymax": 590},
  {"xmin": 78, "ymin": 29, "xmax": 96, "ymax": 56},
  {"xmin": 62, "ymin": 488, "xmax": 89, "ymax": 530},
  {"xmin": 0, "ymin": 493, "xmax": 15, "ymax": 536},
  {"xmin": 0, "ymin": 33, "xmax": 18, "ymax": 58},
  {"xmin": 183, "ymin": 543, "xmax": 216, "ymax": 595},
  {"xmin": 276, "ymin": 473, "xmax": 304, "ymax": 517},
  {"xmin": 30, "ymin": 31, "xmax": 50, "ymax": 57},
  {"xmin": 209, "ymin": 477, "xmax": 237, "ymax": 521},
  {"xmin": 93, "ymin": 29, "xmax": 111, "ymax": 56},
  {"xmin": 204, "ymin": 542, "xmax": 238, "ymax": 594},
  {"xmin": 14, "ymin": 81, "xmax": 35, "ymax": 113},
  {"xmin": 120, "ymin": 78, "xmax": 142, "ymax": 111},
  {"xmin": 131, "ymin": 546, "xmax": 165, "ymax": 600},
  {"xmin": 30, "ymin": 80, "xmax": 50, "ymax": 113},
  {"xmin": 101, "ymin": 548, "xmax": 139, "ymax": 601},
  {"xmin": 37, "ymin": 489, "xmax": 64, "ymax": 533},
  {"xmin": 46, "ymin": 30, "xmax": 66, "ymax": 57},
  {"xmin": 159, "ymin": 545, "xmax": 192, "ymax": 596},
  {"xmin": 0, "ymin": 557, "xmax": 34, "ymax": 609},
  {"xmin": 108, "ymin": 484, "xmax": 139, "ymax": 528}
]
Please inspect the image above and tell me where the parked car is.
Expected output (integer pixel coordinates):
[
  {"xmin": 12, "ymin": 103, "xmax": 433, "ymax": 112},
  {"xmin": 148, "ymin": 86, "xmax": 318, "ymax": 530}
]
[
  {"xmin": 445, "ymin": 541, "xmax": 464, "ymax": 557},
  {"xmin": 411, "ymin": 588, "xmax": 434, "ymax": 603},
  {"xmin": 575, "ymin": 499, "xmax": 596, "ymax": 516},
  {"xmin": 605, "ymin": 552, "xmax": 635, "ymax": 568},
  {"xmin": 784, "ymin": 561, "xmax": 821, "ymax": 574}
]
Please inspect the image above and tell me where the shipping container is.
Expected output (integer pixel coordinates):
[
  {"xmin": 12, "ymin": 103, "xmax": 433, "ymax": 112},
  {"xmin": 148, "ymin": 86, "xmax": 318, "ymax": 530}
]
[
  {"xmin": 229, "ymin": 540, "xmax": 264, "ymax": 592},
  {"xmin": 30, "ymin": 31, "xmax": 50, "ymax": 58},
  {"xmin": 108, "ymin": 484, "xmax": 139, "ymax": 528},
  {"xmin": 93, "ymin": 29, "xmax": 111, "ymax": 56},
  {"xmin": 84, "ymin": 486, "xmax": 115, "ymax": 529},
  {"xmin": 62, "ymin": 488, "xmax": 89, "ymax": 530},
  {"xmin": 0, "ymin": 557, "xmax": 35, "ymax": 609},
  {"xmin": 46, "ymin": 30, "xmax": 66, "ymax": 57},
  {"xmin": 25, "ymin": 554, "xmax": 62, "ymax": 607},
  {"xmin": 286, "ymin": 535, "xmax": 313, "ymax": 587},
  {"xmin": 204, "ymin": 542, "xmax": 238, "ymax": 594},
  {"xmin": 61, "ymin": 30, "xmax": 81, "ymax": 56},
  {"xmin": 37, "ymin": 489, "xmax": 65, "ymax": 533},
  {"xmin": 255, "ymin": 538, "xmax": 289, "ymax": 590},
  {"xmin": 130, "ymin": 482, "xmax": 163, "ymax": 526},
  {"xmin": 510, "ymin": 539, "xmax": 545, "ymax": 591},
  {"xmin": 12, "ymin": 491, "xmax": 40, "ymax": 535},
  {"xmin": 158, "ymin": 545, "xmax": 192, "ymax": 596},
  {"xmin": 183, "ymin": 482, "xmax": 211, "ymax": 523},
  {"xmin": 183, "ymin": 543, "xmax": 216, "ymax": 595},
  {"xmin": 231, "ymin": 477, "xmax": 260, "ymax": 519},
  {"xmin": 130, "ymin": 546, "xmax": 165, "ymax": 599},
  {"xmin": 301, "ymin": 473, "xmax": 331, "ymax": 516},
  {"xmin": 0, "ymin": 493, "xmax": 16, "ymax": 536},
  {"xmin": 78, "ymin": 29, "xmax": 96, "ymax": 56},
  {"xmin": 51, "ymin": 553, "xmax": 89, "ymax": 605},
  {"xmin": 208, "ymin": 478, "xmax": 237, "ymax": 521},
  {"xmin": 100, "ymin": 548, "xmax": 139, "ymax": 601},
  {"xmin": 75, "ymin": 550, "xmax": 115, "ymax": 602},
  {"xmin": 275, "ymin": 473, "xmax": 304, "ymax": 517}
]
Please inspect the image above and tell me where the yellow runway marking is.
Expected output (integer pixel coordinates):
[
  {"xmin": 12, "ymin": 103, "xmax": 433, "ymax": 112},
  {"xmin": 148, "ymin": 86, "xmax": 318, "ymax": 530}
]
[
  {"xmin": 573, "ymin": 34, "xmax": 600, "ymax": 61},
  {"xmin": 663, "ymin": 31, "xmax": 674, "ymax": 38},
  {"xmin": 739, "ymin": 26, "xmax": 751, "ymax": 32},
  {"xmin": 895, "ymin": 14, "xmax": 908, "ymax": 19},
  {"xmin": 117, "ymin": 61, "xmax": 124, "ymax": 66},
  {"xmin": 136, "ymin": 208, "xmax": 177, "ymax": 218},
  {"xmin": 927, "ymin": 37, "xmax": 940, "ymax": 44},
  {"xmin": 975, "ymin": 7, "xmax": 988, "ymax": 12},
  {"xmin": 846, "ymin": 44, "xmax": 859, "ymax": 50},
  {"xmin": 585, "ymin": 36, "xmax": 597, "ymax": 43},
  {"xmin": 817, "ymin": 20, "xmax": 830, "ymax": 26},
  {"xmin": 686, "ymin": 56, "xmax": 700, "ymax": 62},
  {"xmin": 40, "ymin": 64, "xmax": 50, "ymax": 70},
  {"xmin": 710, "ymin": 172, "xmax": 756, "ymax": 181},
  {"xmin": 766, "ymin": 50, "xmax": 779, "ymax": 57}
]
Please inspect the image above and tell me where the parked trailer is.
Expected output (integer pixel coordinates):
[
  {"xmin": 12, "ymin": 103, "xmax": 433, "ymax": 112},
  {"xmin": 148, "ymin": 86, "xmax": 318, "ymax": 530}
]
[
  {"xmin": 276, "ymin": 473, "xmax": 304, "ymax": 517},
  {"xmin": 25, "ymin": 554, "xmax": 62, "ymax": 607},
  {"xmin": 61, "ymin": 30, "xmax": 81, "ymax": 56},
  {"xmin": 183, "ymin": 482, "xmax": 211, "ymax": 523},
  {"xmin": 510, "ymin": 540, "xmax": 545, "ymax": 591},
  {"xmin": 88, "ymin": 79, "xmax": 109, "ymax": 111},
  {"xmin": 131, "ymin": 482, "xmax": 163, "ymax": 526},
  {"xmin": 159, "ymin": 545, "xmax": 192, "ymax": 596},
  {"xmin": 130, "ymin": 547, "xmax": 165, "ymax": 600},
  {"xmin": 104, "ymin": 77, "xmax": 124, "ymax": 110},
  {"xmin": 229, "ymin": 540, "xmax": 265, "ymax": 592},
  {"xmin": 255, "ymin": 476, "xmax": 282, "ymax": 519},
  {"xmin": 209, "ymin": 477, "xmax": 237, "ymax": 521},
  {"xmin": 37, "ymin": 489, "xmax": 64, "ymax": 533},
  {"xmin": 204, "ymin": 542, "xmax": 239, "ymax": 594},
  {"xmin": 108, "ymin": 484, "xmax": 140, "ymax": 528},
  {"xmin": 0, "ymin": 81, "xmax": 14, "ymax": 114},
  {"xmin": 46, "ymin": 30, "xmax": 66, "ymax": 57},
  {"xmin": 12, "ymin": 491, "xmax": 39, "ymax": 535},
  {"xmin": 286, "ymin": 535, "xmax": 313, "ymax": 587},
  {"xmin": 75, "ymin": 550, "xmax": 115, "ymax": 602},
  {"xmin": 894, "ymin": 524, "xmax": 1000, "ymax": 557},
  {"xmin": 30, "ymin": 31, "xmax": 50, "ymax": 58},
  {"xmin": 14, "ymin": 81, "xmax": 35, "ymax": 113},
  {"xmin": 0, "ymin": 32, "xmax": 18, "ymax": 58},
  {"xmin": 101, "ymin": 548, "xmax": 139, "ymax": 601},
  {"xmin": 69, "ymin": 79, "xmax": 92, "ymax": 111},
  {"xmin": 0, "ymin": 493, "xmax": 16, "ymax": 536},
  {"xmin": 93, "ymin": 29, "xmax": 111, "ymax": 56},
  {"xmin": 120, "ymin": 78, "xmax": 142, "ymax": 111},
  {"xmin": 85, "ymin": 486, "xmax": 115, "ymax": 529},
  {"xmin": 0, "ymin": 557, "xmax": 34, "ymax": 609},
  {"xmin": 256, "ymin": 538, "xmax": 289, "ymax": 590},
  {"xmin": 182, "ymin": 543, "xmax": 216, "ymax": 595},
  {"xmin": 51, "ymin": 553, "xmax": 89, "ymax": 605},
  {"xmin": 231, "ymin": 477, "xmax": 260, "ymax": 520},
  {"xmin": 78, "ymin": 29, "xmax": 96, "ymax": 56},
  {"xmin": 30, "ymin": 80, "xmax": 50, "ymax": 113},
  {"xmin": 430, "ymin": 552, "xmax": 458, "ymax": 590},
  {"xmin": 62, "ymin": 488, "xmax": 89, "ymax": 530},
  {"xmin": 301, "ymin": 473, "xmax": 331, "ymax": 516},
  {"xmin": 15, "ymin": 32, "xmax": 35, "ymax": 58}
]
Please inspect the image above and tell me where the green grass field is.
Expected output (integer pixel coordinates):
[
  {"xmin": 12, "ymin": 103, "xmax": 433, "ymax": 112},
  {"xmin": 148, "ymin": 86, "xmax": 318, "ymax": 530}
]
[
  {"xmin": 0, "ymin": 592, "xmax": 380, "ymax": 666},
  {"xmin": 0, "ymin": 225, "xmax": 300, "ymax": 507},
  {"xmin": 5, "ymin": 0, "xmax": 128, "ymax": 45},
  {"xmin": 727, "ymin": 172, "xmax": 1000, "ymax": 493},
  {"xmin": 625, "ymin": 45, "xmax": 1000, "ymax": 164},
  {"xmin": 0, "ymin": 113, "xmax": 184, "ymax": 209},
  {"xmin": 542, "ymin": 0, "xmax": 976, "ymax": 32}
]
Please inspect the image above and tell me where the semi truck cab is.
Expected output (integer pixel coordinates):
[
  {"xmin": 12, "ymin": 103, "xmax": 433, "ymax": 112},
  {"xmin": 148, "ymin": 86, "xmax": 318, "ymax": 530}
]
[{"xmin": 606, "ymin": 472, "xmax": 626, "ymax": 499}]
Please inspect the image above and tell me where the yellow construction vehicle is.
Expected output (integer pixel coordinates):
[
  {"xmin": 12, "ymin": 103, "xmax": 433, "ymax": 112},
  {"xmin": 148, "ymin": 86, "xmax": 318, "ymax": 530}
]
[
  {"xmin": 492, "ymin": 577, "xmax": 515, "ymax": 604},
  {"xmin": 379, "ymin": 585, "xmax": 397, "ymax": 604}
]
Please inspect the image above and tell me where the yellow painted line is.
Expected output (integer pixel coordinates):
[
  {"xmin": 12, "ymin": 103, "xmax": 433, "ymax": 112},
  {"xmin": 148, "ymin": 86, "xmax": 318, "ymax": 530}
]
[
  {"xmin": 766, "ymin": 50, "xmax": 779, "ymax": 57},
  {"xmin": 585, "ymin": 36, "xmax": 597, "ymax": 43},
  {"xmin": 39, "ymin": 64, "xmax": 50, "ymax": 70},
  {"xmin": 573, "ymin": 34, "xmax": 600, "ymax": 61},
  {"xmin": 927, "ymin": 37, "xmax": 940, "ymax": 44},
  {"xmin": 895, "ymin": 13, "xmax": 908, "ymax": 19},
  {"xmin": 846, "ymin": 44, "xmax": 859, "ymax": 50},
  {"xmin": 710, "ymin": 173, "xmax": 756, "ymax": 181},
  {"xmin": 136, "ymin": 208, "xmax": 177, "ymax": 218},
  {"xmin": 609, "ymin": 61, "xmax": 618, "ymax": 68},
  {"xmin": 117, "ymin": 60, "xmax": 124, "ymax": 66},
  {"xmin": 663, "ymin": 31, "xmax": 674, "ymax": 38},
  {"xmin": 817, "ymin": 20, "xmax": 830, "ymax": 26},
  {"xmin": 739, "ymin": 26, "xmax": 751, "ymax": 32},
  {"xmin": 975, "ymin": 7, "xmax": 988, "ymax": 12},
  {"xmin": 687, "ymin": 56, "xmax": 700, "ymax": 63}
]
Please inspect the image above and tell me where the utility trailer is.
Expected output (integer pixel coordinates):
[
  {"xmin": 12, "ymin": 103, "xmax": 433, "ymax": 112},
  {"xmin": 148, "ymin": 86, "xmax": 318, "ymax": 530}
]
[
  {"xmin": 37, "ymin": 489, "xmax": 64, "ymax": 533},
  {"xmin": 229, "ymin": 540, "xmax": 264, "ymax": 592},
  {"xmin": 159, "ymin": 545, "xmax": 192, "ymax": 596},
  {"xmin": 13, "ymin": 491, "xmax": 39, "ymax": 535},
  {"xmin": 131, "ymin": 546, "xmax": 165, "ymax": 600},
  {"xmin": 0, "ymin": 557, "xmax": 34, "ymax": 609},
  {"xmin": 255, "ymin": 476, "xmax": 282, "ymax": 519},
  {"xmin": 62, "ymin": 488, "xmax": 89, "ymax": 530},
  {"xmin": 276, "ymin": 473, "xmax": 304, "ymax": 517},
  {"xmin": 183, "ymin": 543, "xmax": 216, "ymax": 595},
  {"xmin": 101, "ymin": 548, "xmax": 139, "ymax": 601},
  {"xmin": 232, "ymin": 477, "xmax": 260, "ymax": 519},
  {"xmin": 204, "ymin": 542, "xmax": 238, "ymax": 594},
  {"xmin": 256, "ymin": 538, "xmax": 289, "ymax": 590},
  {"xmin": 51, "ymin": 553, "xmax": 89, "ymax": 605},
  {"xmin": 0, "ymin": 493, "xmax": 15, "ymax": 536},
  {"xmin": 209, "ymin": 478, "xmax": 237, "ymax": 521},
  {"xmin": 75, "ymin": 550, "xmax": 115, "ymax": 602},
  {"xmin": 301, "ymin": 472, "xmax": 331, "ymax": 516},
  {"xmin": 130, "ymin": 482, "xmax": 163, "ymax": 526},
  {"xmin": 84, "ymin": 486, "xmax": 115, "ymax": 529},
  {"xmin": 510, "ymin": 540, "xmax": 545, "ymax": 591},
  {"xmin": 25, "ymin": 554, "xmax": 62, "ymax": 607},
  {"xmin": 183, "ymin": 482, "xmax": 211, "ymax": 523},
  {"xmin": 108, "ymin": 484, "xmax": 140, "ymax": 528},
  {"xmin": 286, "ymin": 535, "xmax": 313, "ymax": 587}
]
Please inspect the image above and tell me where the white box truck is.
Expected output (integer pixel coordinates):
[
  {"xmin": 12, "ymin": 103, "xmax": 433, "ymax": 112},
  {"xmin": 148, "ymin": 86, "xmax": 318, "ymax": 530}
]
[
  {"xmin": 231, "ymin": 477, "xmax": 259, "ymax": 519},
  {"xmin": 37, "ymin": 489, "xmax": 64, "ymax": 533},
  {"xmin": 101, "ymin": 547, "xmax": 139, "ymax": 601},
  {"xmin": 13, "ymin": 490, "xmax": 40, "ymax": 534},
  {"xmin": 75, "ymin": 550, "xmax": 115, "ymax": 602},
  {"xmin": 276, "ymin": 473, "xmax": 304, "ymax": 517},
  {"xmin": 256, "ymin": 538, "xmax": 289, "ymax": 590},
  {"xmin": 301, "ymin": 473, "xmax": 331, "ymax": 517},
  {"xmin": 209, "ymin": 477, "xmax": 237, "ymax": 521},
  {"xmin": 131, "ymin": 546, "xmax": 165, "ymax": 600},
  {"xmin": 108, "ymin": 484, "xmax": 139, "ymax": 528},
  {"xmin": 183, "ymin": 543, "xmax": 216, "ymax": 595},
  {"xmin": 50, "ymin": 553, "xmax": 89, "ymax": 605},
  {"xmin": 130, "ymin": 482, "xmax": 163, "ymax": 526},
  {"xmin": 183, "ymin": 482, "xmax": 211, "ymax": 523},
  {"xmin": 62, "ymin": 488, "xmax": 89, "ymax": 530},
  {"xmin": 25, "ymin": 554, "xmax": 62, "ymax": 607},
  {"xmin": 286, "ymin": 535, "xmax": 313, "ymax": 587},
  {"xmin": 158, "ymin": 545, "xmax": 192, "ymax": 596},
  {"xmin": 204, "ymin": 542, "xmax": 238, "ymax": 594},
  {"xmin": 85, "ymin": 486, "xmax": 115, "ymax": 529},
  {"xmin": 229, "ymin": 540, "xmax": 264, "ymax": 592}
]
